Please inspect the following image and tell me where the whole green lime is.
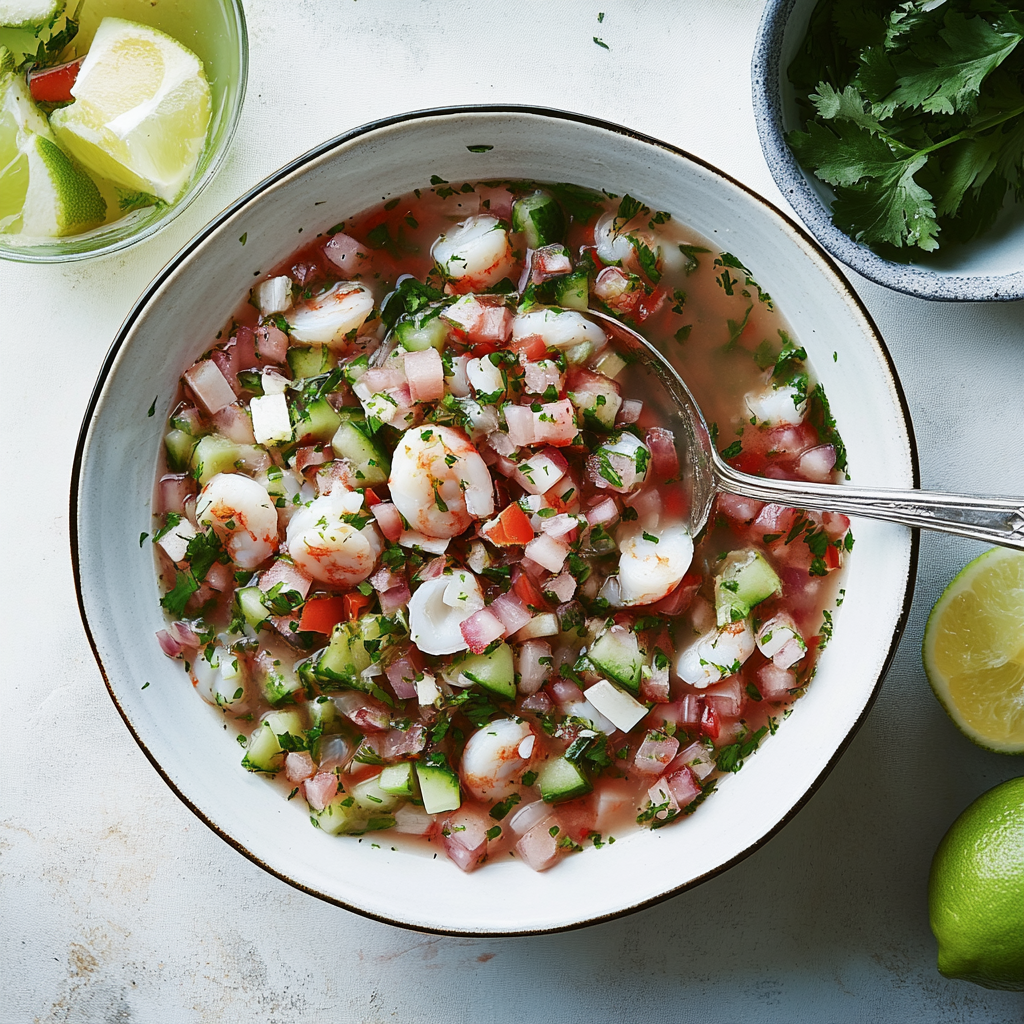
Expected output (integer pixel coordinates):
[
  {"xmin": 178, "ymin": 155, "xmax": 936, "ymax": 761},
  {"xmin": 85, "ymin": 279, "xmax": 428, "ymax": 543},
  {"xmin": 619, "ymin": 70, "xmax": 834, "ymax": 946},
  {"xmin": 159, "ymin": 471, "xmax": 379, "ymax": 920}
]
[{"xmin": 929, "ymin": 777, "xmax": 1024, "ymax": 991}]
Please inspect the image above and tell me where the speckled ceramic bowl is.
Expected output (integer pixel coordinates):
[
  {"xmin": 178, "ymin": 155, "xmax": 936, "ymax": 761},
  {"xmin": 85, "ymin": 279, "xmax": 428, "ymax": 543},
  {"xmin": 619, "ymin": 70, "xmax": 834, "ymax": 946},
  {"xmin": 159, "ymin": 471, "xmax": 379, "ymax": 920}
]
[
  {"xmin": 752, "ymin": 0, "xmax": 1024, "ymax": 301},
  {"xmin": 72, "ymin": 106, "xmax": 918, "ymax": 935}
]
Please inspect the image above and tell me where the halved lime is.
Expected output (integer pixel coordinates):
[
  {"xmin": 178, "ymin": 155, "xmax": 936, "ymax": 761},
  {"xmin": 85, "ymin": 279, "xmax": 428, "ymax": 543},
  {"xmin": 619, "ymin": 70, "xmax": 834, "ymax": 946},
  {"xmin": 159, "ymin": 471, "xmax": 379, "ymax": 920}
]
[
  {"xmin": 49, "ymin": 16, "xmax": 211, "ymax": 203},
  {"xmin": 0, "ymin": 63, "xmax": 105, "ymax": 236},
  {"xmin": 923, "ymin": 547, "xmax": 1024, "ymax": 754}
]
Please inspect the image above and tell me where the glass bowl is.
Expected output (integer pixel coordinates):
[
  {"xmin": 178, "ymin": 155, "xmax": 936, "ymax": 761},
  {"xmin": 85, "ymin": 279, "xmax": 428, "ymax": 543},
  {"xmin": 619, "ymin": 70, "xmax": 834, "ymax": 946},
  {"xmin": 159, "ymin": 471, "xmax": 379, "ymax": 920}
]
[{"xmin": 0, "ymin": 0, "xmax": 247, "ymax": 263}]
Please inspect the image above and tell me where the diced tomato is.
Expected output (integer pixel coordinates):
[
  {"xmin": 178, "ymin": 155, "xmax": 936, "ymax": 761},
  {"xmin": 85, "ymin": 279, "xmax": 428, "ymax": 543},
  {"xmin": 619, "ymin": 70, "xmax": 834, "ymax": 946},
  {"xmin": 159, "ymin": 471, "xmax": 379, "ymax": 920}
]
[
  {"xmin": 509, "ymin": 334, "xmax": 548, "ymax": 360},
  {"xmin": 27, "ymin": 58, "xmax": 83, "ymax": 103},
  {"xmin": 824, "ymin": 542, "xmax": 842, "ymax": 571},
  {"xmin": 298, "ymin": 596, "xmax": 348, "ymax": 634},
  {"xmin": 730, "ymin": 450, "xmax": 768, "ymax": 475},
  {"xmin": 363, "ymin": 487, "xmax": 381, "ymax": 507},
  {"xmin": 344, "ymin": 591, "xmax": 373, "ymax": 621},
  {"xmin": 483, "ymin": 502, "xmax": 534, "ymax": 546},
  {"xmin": 512, "ymin": 568, "xmax": 549, "ymax": 612}
]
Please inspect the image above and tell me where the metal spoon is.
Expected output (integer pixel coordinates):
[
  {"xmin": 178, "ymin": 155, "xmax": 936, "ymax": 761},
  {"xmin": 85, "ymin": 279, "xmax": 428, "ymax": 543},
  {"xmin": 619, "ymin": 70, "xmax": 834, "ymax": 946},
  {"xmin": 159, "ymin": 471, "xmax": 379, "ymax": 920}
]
[{"xmin": 573, "ymin": 309, "xmax": 1024, "ymax": 551}]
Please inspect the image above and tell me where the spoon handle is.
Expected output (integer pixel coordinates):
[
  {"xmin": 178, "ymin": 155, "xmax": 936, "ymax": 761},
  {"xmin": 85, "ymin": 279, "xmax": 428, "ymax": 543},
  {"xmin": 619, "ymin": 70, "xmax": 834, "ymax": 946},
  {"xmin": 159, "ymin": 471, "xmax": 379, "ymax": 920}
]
[{"xmin": 715, "ymin": 462, "xmax": 1024, "ymax": 550}]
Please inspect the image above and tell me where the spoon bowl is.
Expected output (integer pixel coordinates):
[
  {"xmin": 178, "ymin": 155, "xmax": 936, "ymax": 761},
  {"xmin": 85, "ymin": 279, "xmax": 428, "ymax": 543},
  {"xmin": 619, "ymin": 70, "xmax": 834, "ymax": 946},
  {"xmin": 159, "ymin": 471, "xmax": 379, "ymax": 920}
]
[{"xmin": 577, "ymin": 309, "xmax": 1024, "ymax": 550}]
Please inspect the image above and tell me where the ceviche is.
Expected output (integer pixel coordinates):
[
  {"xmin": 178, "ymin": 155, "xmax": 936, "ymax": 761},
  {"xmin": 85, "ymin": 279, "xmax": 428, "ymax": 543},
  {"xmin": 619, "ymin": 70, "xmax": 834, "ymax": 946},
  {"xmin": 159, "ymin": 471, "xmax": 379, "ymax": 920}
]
[{"xmin": 151, "ymin": 179, "xmax": 852, "ymax": 873}]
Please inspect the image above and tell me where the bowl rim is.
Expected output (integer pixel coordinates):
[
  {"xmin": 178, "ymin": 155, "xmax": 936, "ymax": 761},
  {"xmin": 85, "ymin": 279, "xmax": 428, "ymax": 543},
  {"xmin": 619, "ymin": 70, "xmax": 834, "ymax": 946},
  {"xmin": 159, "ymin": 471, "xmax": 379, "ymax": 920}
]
[
  {"xmin": 70, "ymin": 103, "xmax": 921, "ymax": 936},
  {"xmin": 0, "ymin": 0, "xmax": 249, "ymax": 264},
  {"xmin": 752, "ymin": 0, "xmax": 1024, "ymax": 302}
]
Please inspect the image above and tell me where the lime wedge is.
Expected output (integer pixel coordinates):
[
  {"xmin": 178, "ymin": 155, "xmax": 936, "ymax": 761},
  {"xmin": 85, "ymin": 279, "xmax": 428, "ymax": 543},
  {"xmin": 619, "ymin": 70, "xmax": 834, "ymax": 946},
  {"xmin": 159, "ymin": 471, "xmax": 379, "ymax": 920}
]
[
  {"xmin": 0, "ymin": 0, "xmax": 64, "ymax": 31},
  {"xmin": 923, "ymin": 547, "xmax": 1024, "ymax": 754},
  {"xmin": 0, "ymin": 65, "xmax": 105, "ymax": 236},
  {"xmin": 49, "ymin": 16, "xmax": 211, "ymax": 203}
]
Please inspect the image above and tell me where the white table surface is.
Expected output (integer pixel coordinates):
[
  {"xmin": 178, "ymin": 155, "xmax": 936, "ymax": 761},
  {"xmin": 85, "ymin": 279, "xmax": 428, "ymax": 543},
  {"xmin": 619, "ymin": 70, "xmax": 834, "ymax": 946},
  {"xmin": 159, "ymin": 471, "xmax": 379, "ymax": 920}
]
[{"xmin": 3, "ymin": 1, "xmax": 1022, "ymax": 1021}]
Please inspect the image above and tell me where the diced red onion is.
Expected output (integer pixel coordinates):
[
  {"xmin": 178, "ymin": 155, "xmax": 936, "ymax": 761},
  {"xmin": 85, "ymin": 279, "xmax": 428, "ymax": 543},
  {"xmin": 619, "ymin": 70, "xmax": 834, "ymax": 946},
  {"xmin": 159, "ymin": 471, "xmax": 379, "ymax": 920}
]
[
  {"xmin": 212, "ymin": 402, "xmax": 256, "ymax": 444},
  {"xmin": 585, "ymin": 497, "xmax": 619, "ymax": 528},
  {"xmin": 716, "ymin": 492, "xmax": 764, "ymax": 524},
  {"xmin": 798, "ymin": 444, "xmax": 837, "ymax": 482},
  {"xmin": 323, "ymin": 232, "xmax": 370, "ymax": 276},
  {"xmin": 533, "ymin": 399, "xmax": 577, "ymax": 446},
  {"xmin": 634, "ymin": 733, "xmax": 680, "ymax": 775},
  {"xmin": 285, "ymin": 751, "xmax": 316, "ymax": 783},
  {"xmin": 385, "ymin": 657, "xmax": 420, "ymax": 700},
  {"xmin": 822, "ymin": 511, "xmax": 852, "ymax": 540},
  {"xmin": 489, "ymin": 591, "xmax": 533, "ymax": 634},
  {"xmin": 460, "ymin": 607, "xmax": 507, "ymax": 654},
  {"xmin": 158, "ymin": 473, "xmax": 196, "ymax": 515},
  {"xmin": 516, "ymin": 639, "xmax": 552, "ymax": 695},
  {"xmin": 156, "ymin": 629, "xmax": 183, "ymax": 658},
  {"xmin": 303, "ymin": 772, "xmax": 338, "ymax": 812},
  {"xmin": 646, "ymin": 426, "xmax": 679, "ymax": 480},
  {"xmin": 665, "ymin": 766, "xmax": 701, "ymax": 806},
  {"xmin": 705, "ymin": 677, "xmax": 744, "ymax": 717},
  {"xmin": 504, "ymin": 404, "xmax": 537, "ymax": 446},
  {"xmin": 757, "ymin": 662, "xmax": 797, "ymax": 700},
  {"xmin": 641, "ymin": 660, "xmax": 671, "ymax": 703},
  {"xmin": 670, "ymin": 740, "xmax": 716, "ymax": 780},
  {"xmin": 379, "ymin": 582, "xmax": 411, "ymax": 615},
  {"xmin": 183, "ymin": 359, "xmax": 236, "ymax": 416},
  {"xmin": 515, "ymin": 448, "xmax": 568, "ymax": 496},
  {"xmin": 169, "ymin": 621, "xmax": 200, "ymax": 648},
  {"xmin": 205, "ymin": 561, "xmax": 234, "ymax": 594},
  {"xmin": 419, "ymin": 556, "xmax": 447, "ymax": 581},
  {"xmin": 332, "ymin": 691, "xmax": 391, "ymax": 732},
  {"xmin": 404, "ymin": 347, "xmax": 445, "ymax": 402},
  {"xmin": 543, "ymin": 572, "xmax": 576, "ymax": 604},
  {"xmin": 508, "ymin": 799, "xmax": 552, "ymax": 836},
  {"xmin": 522, "ymin": 360, "xmax": 563, "ymax": 395},
  {"xmin": 371, "ymin": 502, "xmax": 404, "ymax": 542},
  {"xmin": 515, "ymin": 820, "xmax": 561, "ymax": 872},
  {"xmin": 294, "ymin": 445, "xmax": 332, "ymax": 476},
  {"xmin": 259, "ymin": 559, "xmax": 313, "ymax": 600},
  {"xmin": 442, "ymin": 808, "xmax": 492, "ymax": 873},
  {"xmin": 370, "ymin": 566, "xmax": 404, "ymax": 593},
  {"xmin": 616, "ymin": 399, "xmax": 643, "ymax": 425},
  {"xmin": 254, "ymin": 323, "xmax": 289, "ymax": 364},
  {"xmin": 521, "ymin": 691, "xmax": 552, "ymax": 713},
  {"xmin": 525, "ymin": 534, "xmax": 569, "ymax": 573},
  {"xmin": 551, "ymin": 679, "xmax": 584, "ymax": 706},
  {"xmin": 680, "ymin": 693, "xmax": 701, "ymax": 726},
  {"xmin": 382, "ymin": 722, "xmax": 427, "ymax": 760},
  {"xmin": 486, "ymin": 430, "xmax": 517, "ymax": 458}
]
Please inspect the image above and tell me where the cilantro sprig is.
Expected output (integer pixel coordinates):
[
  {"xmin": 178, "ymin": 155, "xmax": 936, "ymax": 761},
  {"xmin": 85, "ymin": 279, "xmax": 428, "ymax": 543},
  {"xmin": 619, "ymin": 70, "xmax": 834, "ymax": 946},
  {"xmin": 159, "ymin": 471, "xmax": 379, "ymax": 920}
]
[{"xmin": 786, "ymin": 0, "xmax": 1024, "ymax": 254}]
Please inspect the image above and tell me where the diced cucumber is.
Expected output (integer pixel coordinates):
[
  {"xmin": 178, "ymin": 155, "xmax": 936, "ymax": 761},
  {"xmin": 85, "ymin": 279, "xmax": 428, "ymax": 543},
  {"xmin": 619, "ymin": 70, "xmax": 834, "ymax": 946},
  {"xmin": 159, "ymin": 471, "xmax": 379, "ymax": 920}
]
[
  {"xmin": 330, "ymin": 421, "xmax": 390, "ymax": 487},
  {"xmin": 241, "ymin": 709, "xmax": 304, "ymax": 774},
  {"xmin": 459, "ymin": 641, "xmax": 515, "ymax": 700},
  {"xmin": 318, "ymin": 622, "xmax": 372, "ymax": 684},
  {"xmin": 593, "ymin": 351, "xmax": 627, "ymax": 380},
  {"xmin": 293, "ymin": 396, "xmax": 342, "ymax": 443},
  {"xmin": 311, "ymin": 791, "xmax": 366, "ymax": 835},
  {"xmin": 190, "ymin": 434, "xmax": 242, "ymax": 486},
  {"xmin": 287, "ymin": 345, "xmax": 336, "ymax": 379},
  {"xmin": 394, "ymin": 313, "xmax": 448, "ymax": 352},
  {"xmin": 237, "ymin": 586, "xmax": 270, "ymax": 628},
  {"xmin": 261, "ymin": 661, "xmax": 304, "ymax": 706},
  {"xmin": 512, "ymin": 191, "xmax": 566, "ymax": 249},
  {"xmin": 588, "ymin": 628, "xmax": 643, "ymax": 693},
  {"xmin": 308, "ymin": 695, "xmax": 338, "ymax": 731},
  {"xmin": 164, "ymin": 429, "xmax": 199, "ymax": 472},
  {"xmin": 350, "ymin": 774, "xmax": 403, "ymax": 813},
  {"xmin": 538, "ymin": 756, "xmax": 592, "ymax": 804},
  {"xmin": 553, "ymin": 269, "xmax": 590, "ymax": 311},
  {"xmin": 565, "ymin": 340, "xmax": 593, "ymax": 366},
  {"xmin": 415, "ymin": 764, "xmax": 461, "ymax": 814},
  {"xmin": 568, "ymin": 387, "xmax": 622, "ymax": 431},
  {"xmin": 378, "ymin": 762, "xmax": 417, "ymax": 797},
  {"xmin": 715, "ymin": 549, "xmax": 782, "ymax": 626}
]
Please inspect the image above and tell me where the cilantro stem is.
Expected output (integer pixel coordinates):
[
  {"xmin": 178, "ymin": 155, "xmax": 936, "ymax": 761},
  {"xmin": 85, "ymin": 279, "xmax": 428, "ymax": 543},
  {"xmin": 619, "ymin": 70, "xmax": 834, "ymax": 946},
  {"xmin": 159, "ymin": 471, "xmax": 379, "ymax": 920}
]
[{"xmin": 915, "ymin": 104, "xmax": 1024, "ymax": 159}]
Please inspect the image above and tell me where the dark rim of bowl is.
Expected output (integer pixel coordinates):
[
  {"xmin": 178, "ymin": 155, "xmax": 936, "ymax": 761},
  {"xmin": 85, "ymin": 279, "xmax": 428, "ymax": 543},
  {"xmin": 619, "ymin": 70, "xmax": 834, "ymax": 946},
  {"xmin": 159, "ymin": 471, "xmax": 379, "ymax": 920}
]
[
  {"xmin": 752, "ymin": 0, "xmax": 1024, "ymax": 302},
  {"xmin": 0, "ymin": 0, "xmax": 249, "ymax": 265},
  {"xmin": 69, "ymin": 103, "xmax": 921, "ymax": 937}
]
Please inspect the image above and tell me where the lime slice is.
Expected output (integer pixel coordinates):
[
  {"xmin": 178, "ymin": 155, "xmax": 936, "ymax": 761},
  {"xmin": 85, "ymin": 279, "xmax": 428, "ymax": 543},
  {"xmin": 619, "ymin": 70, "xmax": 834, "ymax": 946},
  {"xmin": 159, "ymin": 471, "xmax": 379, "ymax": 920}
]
[
  {"xmin": 0, "ymin": 65, "xmax": 105, "ymax": 236},
  {"xmin": 49, "ymin": 16, "xmax": 211, "ymax": 203},
  {"xmin": 923, "ymin": 547, "xmax": 1024, "ymax": 754},
  {"xmin": 0, "ymin": 0, "xmax": 63, "ymax": 31},
  {"xmin": 929, "ymin": 777, "xmax": 1024, "ymax": 991}
]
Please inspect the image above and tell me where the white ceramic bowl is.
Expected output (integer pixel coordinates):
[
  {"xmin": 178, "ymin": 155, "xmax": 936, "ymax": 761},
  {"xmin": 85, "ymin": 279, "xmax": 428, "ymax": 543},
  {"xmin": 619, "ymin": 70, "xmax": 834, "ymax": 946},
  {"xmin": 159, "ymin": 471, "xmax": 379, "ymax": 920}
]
[
  {"xmin": 73, "ymin": 106, "xmax": 918, "ymax": 935},
  {"xmin": 752, "ymin": 0, "xmax": 1024, "ymax": 301}
]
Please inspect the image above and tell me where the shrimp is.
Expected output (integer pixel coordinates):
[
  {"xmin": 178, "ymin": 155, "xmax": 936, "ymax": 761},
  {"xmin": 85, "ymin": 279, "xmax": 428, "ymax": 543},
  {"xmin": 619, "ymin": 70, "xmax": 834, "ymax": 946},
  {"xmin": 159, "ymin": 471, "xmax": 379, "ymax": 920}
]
[
  {"xmin": 388, "ymin": 424, "xmax": 494, "ymax": 539},
  {"xmin": 431, "ymin": 215, "xmax": 516, "ymax": 292},
  {"xmin": 593, "ymin": 210, "xmax": 661, "ymax": 275},
  {"xmin": 196, "ymin": 473, "xmax": 279, "ymax": 569},
  {"xmin": 286, "ymin": 491, "xmax": 382, "ymax": 587},
  {"xmin": 744, "ymin": 374, "xmax": 807, "ymax": 426},
  {"xmin": 407, "ymin": 570, "xmax": 485, "ymax": 656},
  {"xmin": 676, "ymin": 619, "xmax": 756, "ymax": 688},
  {"xmin": 285, "ymin": 281, "xmax": 375, "ymax": 347},
  {"xmin": 461, "ymin": 718, "xmax": 535, "ymax": 801},
  {"xmin": 615, "ymin": 523, "xmax": 694, "ymax": 606}
]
